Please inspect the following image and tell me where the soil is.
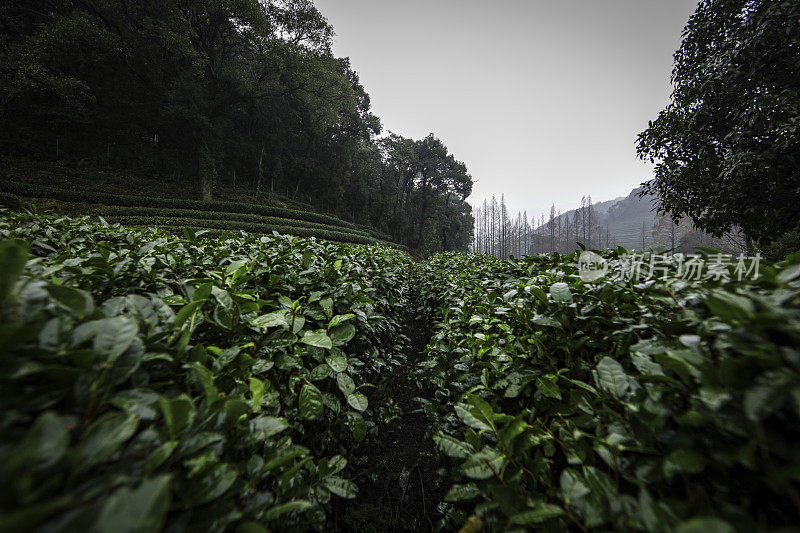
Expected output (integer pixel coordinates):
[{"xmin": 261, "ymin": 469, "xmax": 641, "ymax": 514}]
[{"xmin": 329, "ymin": 292, "xmax": 448, "ymax": 532}]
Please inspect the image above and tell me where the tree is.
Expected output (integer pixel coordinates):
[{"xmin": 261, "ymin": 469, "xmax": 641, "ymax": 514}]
[
  {"xmin": 0, "ymin": 1, "xmax": 476, "ymax": 255},
  {"xmin": 637, "ymin": 0, "xmax": 800, "ymax": 247},
  {"xmin": 652, "ymin": 212, "xmax": 689, "ymax": 250}
]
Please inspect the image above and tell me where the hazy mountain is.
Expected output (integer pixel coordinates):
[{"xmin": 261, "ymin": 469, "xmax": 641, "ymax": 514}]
[
  {"xmin": 602, "ymin": 188, "xmax": 659, "ymax": 249},
  {"xmin": 552, "ymin": 188, "xmax": 658, "ymax": 249}
]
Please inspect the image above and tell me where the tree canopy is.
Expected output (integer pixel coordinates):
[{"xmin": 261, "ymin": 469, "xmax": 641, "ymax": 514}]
[
  {"xmin": 637, "ymin": 0, "xmax": 800, "ymax": 246},
  {"xmin": 0, "ymin": 0, "xmax": 473, "ymax": 255}
]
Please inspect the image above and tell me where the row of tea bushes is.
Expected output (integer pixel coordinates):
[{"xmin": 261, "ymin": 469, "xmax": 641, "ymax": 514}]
[
  {"xmin": 415, "ymin": 250, "xmax": 800, "ymax": 532},
  {"xmin": 0, "ymin": 210, "xmax": 413, "ymax": 531},
  {"xmin": 107, "ymin": 215, "xmax": 379, "ymax": 245},
  {"xmin": 0, "ymin": 180, "xmax": 393, "ymax": 241},
  {"xmin": 94, "ymin": 206, "xmax": 380, "ymax": 239}
]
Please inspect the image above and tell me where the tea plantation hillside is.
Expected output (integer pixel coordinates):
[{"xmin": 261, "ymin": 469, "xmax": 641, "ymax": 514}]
[
  {"xmin": 1, "ymin": 208, "xmax": 799, "ymax": 532},
  {"xmin": 0, "ymin": 160, "xmax": 398, "ymax": 248}
]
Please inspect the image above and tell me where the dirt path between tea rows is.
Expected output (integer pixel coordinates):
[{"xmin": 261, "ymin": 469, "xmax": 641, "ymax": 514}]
[{"xmin": 330, "ymin": 291, "xmax": 446, "ymax": 532}]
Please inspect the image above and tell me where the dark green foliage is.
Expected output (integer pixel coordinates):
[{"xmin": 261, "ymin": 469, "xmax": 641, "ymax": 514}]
[
  {"xmin": 96, "ymin": 207, "xmax": 392, "ymax": 242},
  {"xmin": 637, "ymin": 0, "xmax": 800, "ymax": 245},
  {"xmin": 8, "ymin": 206, "xmax": 797, "ymax": 531},
  {"xmin": 761, "ymin": 228, "xmax": 800, "ymax": 262},
  {"xmin": 0, "ymin": 209, "xmax": 413, "ymax": 531},
  {"xmin": 98, "ymin": 206, "xmax": 377, "ymax": 237},
  {"xmin": 0, "ymin": 180, "xmax": 384, "ymax": 236},
  {"xmin": 0, "ymin": 1, "xmax": 473, "ymax": 255},
  {"xmin": 415, "ymin": 251, "xmax": 800, "ymax": 531},
  {"xmin": 0, "ymin": 191, "xmax": 19, "ymax": 208},
  {"xmin": 110, "ymin": 215, "xmax": 378, "ymax": 245},
  {"xmin": 108, "ymin": 214, "xmax": 373, "ymax": 240}
]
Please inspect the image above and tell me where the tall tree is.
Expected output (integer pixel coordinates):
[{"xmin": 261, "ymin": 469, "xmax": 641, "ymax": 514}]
[{"xmin": 637, "ymin": 0, "xmax": 800, "ymax": 247}]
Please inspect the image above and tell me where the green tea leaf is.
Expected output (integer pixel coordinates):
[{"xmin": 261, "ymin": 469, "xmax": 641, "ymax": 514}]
[
  {"xmin": 664, "ymin": 449, "xmax": 706, "ymax": 477},
  {"xmin": 509, "ymin": 504, "xmax": 564, "ymax": 524},
  {"xmin": 560, "ymin": 469, "xmax": 590, "ymax": 504},
  {"xmin": 95, "ymin": 475, "xmax": 172, "ymax": 533},
  {"xmin": 93, "ymin": 317, "xmax": 138, "ymax": 361},
  {"xmin": 0, "ymin": 238, "xmax": 28, "ymax": 303},
  {"xmin": 536, "ymin": 376, "xmax": 561, "ymax": 399},
  {"xmin": 323, "ymin": 476, "xmax": 357, "ymax": 499},
  {"xmin": 326, "ymin": 349, "xmax": 348, "ymax": 373},
  {"xmin": 299, "ymin": 384, "xmax": 324, "ymax": 419},
  {"xmin": 550, "ymin": 282, "xmax": 572, "ymax": 303},
  {"xmin": 434, "ymin": 431, "xmax": 475, "ymax": 458},
  {"xmin": 346, "ymin": 412, "xmax": 366, "ymax": 442},
  {"xmin": 337, "ymin": 373, "xmax": 355, "ymax": 396},
  {"xmin": 263, "ymin": 501, "xmax": 314, "ymax": 521},
  {"xmin": 320, "ymin": 297, "xmax": 334, "ymax": 318},
  {"xmin": 444, "ymin": 483, "xmax": 480, "ymax": 501},
  {"xmin": 158, "ymin": 394, "xmax": 196, "ymax": 437},
  {"xmin": 462, "ymin": 447, "xmax": 505, "ymax": 479},
  {"xmin": 454, "ymin": 404, "xmax": 492, "ymax": 432},
  {"xmin": 595, "ymin": 356, "xmax": 631, "ymax": 398},
  {"xmin": 145, "ymin": 441, "xmax": 178, "ymax": 474},
  {"xmin": 251, "ymin": 311, "xmax": 289, "ymax": 329},
  {"xmin": 79, "ymin": 413, "xmax": 139, "ymax": 468},
  {"xmin": 329, "ymin": 323, "xmax": 356, "ymax": 346},
  {"xmin": 46, "ymin": 284, "xmax": 94, "ymax": 318},
  {"xmin": 188, "ymin": 362, "xmax": 218, "ymax": 409},
  {"xmin": 706, "ymin": 291, "xmax": 755, "ymax": 322},
  {"xmin": 249, "ymin": 416, "xmax": 290, "ymax": 440},
  {"xmin": 346, "ymin": 392, "xmax": 368, "ymax": 412},
  {"xmin": 300, "ymin": 329, "xmax": 333, "ymax": 349},
  {"xmin": 328, "ymin": 313, "xmax": 355, "ymax": 328},
  {"xmin": 9, "ymin": 411, "xmax": 68, "ymax": 471},
  {"xmin": 250, "ymin": 377, "xmax": 265, "ymax": 412}
]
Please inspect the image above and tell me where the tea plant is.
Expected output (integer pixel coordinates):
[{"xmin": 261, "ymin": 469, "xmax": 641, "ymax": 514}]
[
  {"xmin": 2, "ymin": 207, "xmax": 799, "ymax": 532},
  {"xmin": 0, "ymin": 210, "xmax": 412, "ymax": 531},
  {"xmin": 416, "ymin": 251, "xmax": 800, "ymax": 531}
]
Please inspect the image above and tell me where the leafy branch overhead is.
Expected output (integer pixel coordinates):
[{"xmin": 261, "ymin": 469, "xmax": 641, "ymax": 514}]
[{"xmin": 637, "ymin": 0, "xmax": 800, "ymax": 246}]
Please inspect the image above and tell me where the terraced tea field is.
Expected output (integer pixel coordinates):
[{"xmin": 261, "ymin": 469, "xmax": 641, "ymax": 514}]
[{"xmin": 0, "ymin": 181, "xmax": 398, "ymax": 247}]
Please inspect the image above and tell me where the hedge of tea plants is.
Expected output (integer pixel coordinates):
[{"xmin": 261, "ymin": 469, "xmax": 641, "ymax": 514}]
[
  {"xmin": 415, "ymin": 250, "xmax": 800, "ymax": 532},
  {"xmin": 105, "ymin": 215, "xmax": 379, "ymax": 245},
  {"xmin": 93, "ymin": 207, "xmax": 382, "ymax": 239},
  {"xmin": 0, "ymin": 210, "xmax": 413, "ymax": 531},
  {"xmin": 2, "ymin": 206, "xmax": 799, "ymax": 532},
  {"xmin": 0, "ymin": 180, "xmax": 393, "ymax": 242}
]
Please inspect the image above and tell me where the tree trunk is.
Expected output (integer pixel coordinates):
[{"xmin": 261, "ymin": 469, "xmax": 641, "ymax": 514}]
[
  {"xmin": 198, "ymin": 140, "xmax": 216, "ymax": 202},
  {"xmin": 417, "ymin": 179, "xmax": 431, "ymax": 250},
  {"xmin": 256, "ymin": 143, "xmax": 265, "ymax": 196}
]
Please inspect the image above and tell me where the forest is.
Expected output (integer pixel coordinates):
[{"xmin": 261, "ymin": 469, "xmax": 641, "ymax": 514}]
[
  {"xmin": 0, "ymin": 0, "xmax": 473, "ymax": 255},
  {"xmin": 471, "ymin": 193, "xmax": 751, "ymax": 258}
]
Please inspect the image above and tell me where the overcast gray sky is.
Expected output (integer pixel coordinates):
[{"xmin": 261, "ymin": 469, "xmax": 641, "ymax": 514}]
[{"xmin": 314, "ymin": 0, "xmax": 700, "ymax": 218}]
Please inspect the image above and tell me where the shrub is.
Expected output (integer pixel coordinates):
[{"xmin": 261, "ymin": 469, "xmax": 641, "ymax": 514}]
[
  {"xmin": 0, "ymin": 210, "xmax": 412, "ymax": 531},
  {"xmin": 415, "ymin": 251, "xmax": 800, "ymax": 531},
  {"xmin": 107, "ymin": 215, "xmax": 378, "ymax": 245},
  {"xmin": 0, "ymin": 180, "xmax": 392, "ymax": 241}
]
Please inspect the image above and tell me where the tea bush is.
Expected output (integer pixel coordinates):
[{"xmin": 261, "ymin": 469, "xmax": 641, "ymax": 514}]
[
  {"xmin": 0, "ymin": 210, "xmax": 412, "ymax": 531},
  {"xmin": 94, "ymin": 207, "xmax": 384, "ymax": 240},
  {"xmin": 107, "ymin": 215, "xmax": 378, "ymax": 245},
  {"xmin": 0, "ymin": 181, "xmax": 392, "ymax": 240},
  {"xmin": 2, "ymin": 207, "xmax": 799, "ymax": 532},
  {"xmin": 415, "ymin": 251, "xmax": 800, "ymax": 531}
]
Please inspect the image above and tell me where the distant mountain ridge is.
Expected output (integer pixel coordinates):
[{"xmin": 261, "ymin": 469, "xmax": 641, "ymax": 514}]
[{"xmin": 552, "ymin": 187, "xmax": 659, "ymax": 249}]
